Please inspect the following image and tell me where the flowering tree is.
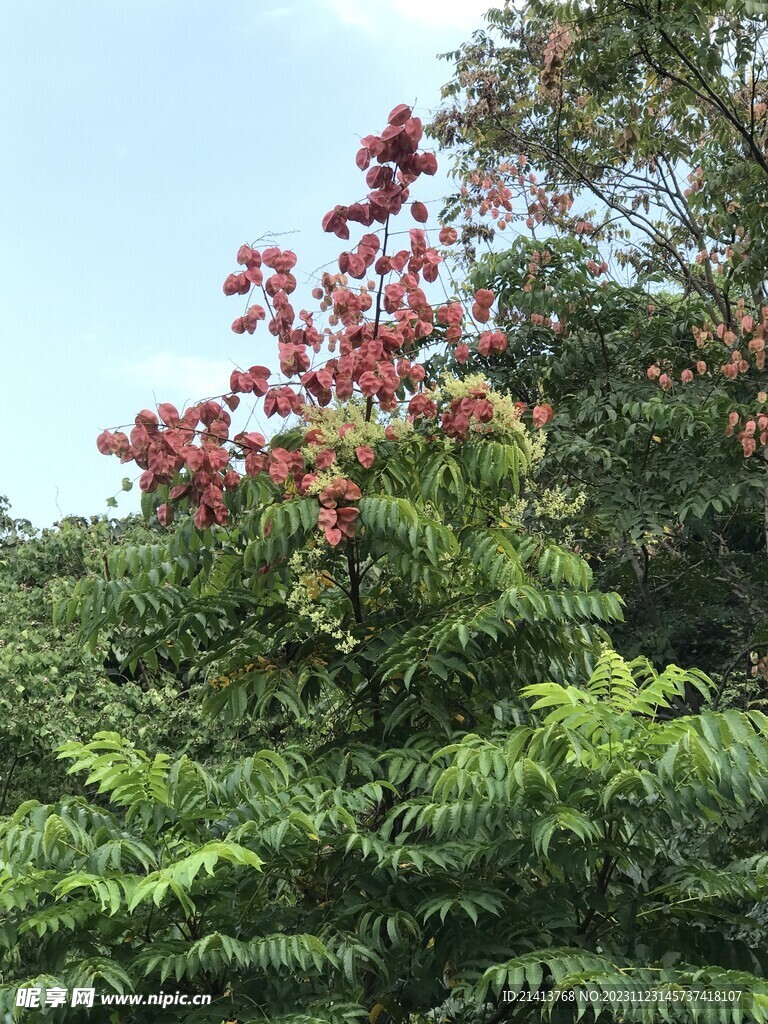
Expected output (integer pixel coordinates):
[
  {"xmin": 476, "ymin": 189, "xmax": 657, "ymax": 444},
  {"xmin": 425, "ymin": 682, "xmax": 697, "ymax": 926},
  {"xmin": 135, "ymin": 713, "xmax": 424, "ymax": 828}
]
[
  {"xmin": 86, "ymin": 104, "xmax": 615, "ymax": 720},
  {"xmin": 96, "ymin": 102, "xmax": 553, "ymax": 540}
]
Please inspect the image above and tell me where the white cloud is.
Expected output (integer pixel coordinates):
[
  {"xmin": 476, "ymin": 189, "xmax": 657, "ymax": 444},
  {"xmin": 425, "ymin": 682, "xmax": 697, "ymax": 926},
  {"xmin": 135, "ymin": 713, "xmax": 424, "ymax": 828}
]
[
  {"xmin": 323, "ymin": 0, "xmax": 494, "ymax": 32},
  {"xmin": 120, "ymin": 353, "xmax": 234, "ymax": 404}
]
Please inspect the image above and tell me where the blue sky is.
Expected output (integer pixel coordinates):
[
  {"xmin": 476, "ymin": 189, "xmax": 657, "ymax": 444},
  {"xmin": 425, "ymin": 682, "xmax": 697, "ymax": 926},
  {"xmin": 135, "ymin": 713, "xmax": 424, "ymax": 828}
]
[{"xmin": 1, "ymin": 0, "xmax": 492, "ymax": 527}]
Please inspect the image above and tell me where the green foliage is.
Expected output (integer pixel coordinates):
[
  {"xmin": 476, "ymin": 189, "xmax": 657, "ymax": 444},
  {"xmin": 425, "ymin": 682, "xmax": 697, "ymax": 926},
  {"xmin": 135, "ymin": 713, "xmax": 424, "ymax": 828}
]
[
  {"xmin": 66, "ymin": 419, "xmax": 621, "ymax": 740},
  {"xmin": 0, "ymin": 397, "xmax": 640, "ymax": 1021},
  {"xmin": 4, "ymin": 654, "xmax": 768, "ymax": 1021},
  {"xmin": 456, "ymin": 238, "xmax": 768, "ymax": 671},
  {"xmin": 0, "ymin": 505, "xmax": 247, "ymax": 812},
  {"xmin": 469, "ymin": 240, "xmax": 762, "ymax": 540}
]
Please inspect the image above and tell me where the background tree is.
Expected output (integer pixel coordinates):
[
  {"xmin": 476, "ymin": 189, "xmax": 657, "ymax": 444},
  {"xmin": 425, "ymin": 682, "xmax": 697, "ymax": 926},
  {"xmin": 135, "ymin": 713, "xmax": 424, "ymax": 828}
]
[
  {"xmin": 0, "ymin": 501, "xmax": 244, "ymax": 814},
  {"xmin": 430, "ymin": 0, "xmax": 768, "ymax": 682}
]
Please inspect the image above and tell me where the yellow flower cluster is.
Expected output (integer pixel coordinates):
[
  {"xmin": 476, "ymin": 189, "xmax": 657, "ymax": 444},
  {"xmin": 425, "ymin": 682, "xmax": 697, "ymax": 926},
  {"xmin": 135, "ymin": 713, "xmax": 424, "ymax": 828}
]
[
  {"xmin": 285, "ymin": 549, "xmax": 358, "ymax": 654},
  {"xmin": 303, "ymin": 401, "xmax": 385, "ymax": 456},
  {"xmin": 532, "ymin": 486, "xmax": 586, "ymax": 522},
  {"xmin": 498, "ymin": 497, "xmax": 529, "ymax": 523},
  {"xmin": 299, "ymin": 401, "xmax": 415, "ymax": 495}
]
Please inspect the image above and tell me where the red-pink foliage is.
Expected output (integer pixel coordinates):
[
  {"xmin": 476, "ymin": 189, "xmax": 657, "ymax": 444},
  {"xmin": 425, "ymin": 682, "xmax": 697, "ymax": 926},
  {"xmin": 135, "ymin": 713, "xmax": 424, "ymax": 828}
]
[{"xmin": 98, "ymin": 105, "xmax": 540, "ymax": 543}]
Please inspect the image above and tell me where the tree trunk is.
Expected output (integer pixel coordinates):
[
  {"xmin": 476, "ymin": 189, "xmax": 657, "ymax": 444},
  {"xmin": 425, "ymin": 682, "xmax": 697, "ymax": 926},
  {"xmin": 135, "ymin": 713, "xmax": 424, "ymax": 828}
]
[{"xmin": 620, "ymin": 537, "xmax": 661, "ymax": 629}]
